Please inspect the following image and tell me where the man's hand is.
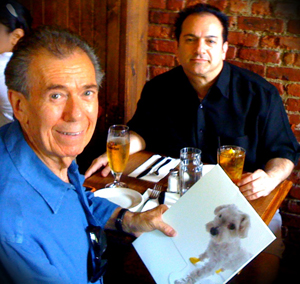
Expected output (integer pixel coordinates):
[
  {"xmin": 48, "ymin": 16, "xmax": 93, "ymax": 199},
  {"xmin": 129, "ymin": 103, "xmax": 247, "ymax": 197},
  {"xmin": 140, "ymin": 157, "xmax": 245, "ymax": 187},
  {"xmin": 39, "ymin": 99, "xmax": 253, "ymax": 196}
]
[
  {"xmin": 84, "ymin": 153, "xmax": 111, "ymax": 179},
  {"xmin": 237, "ymin": 170, "xmax": 279, "ymax": 200},
  {"xmin": 237, "ymin": 158, "xmax": 294, "ymax": 201},
  {"xmin": 109, "ymin": 205, "xmax": 177, "ymax": 238}
]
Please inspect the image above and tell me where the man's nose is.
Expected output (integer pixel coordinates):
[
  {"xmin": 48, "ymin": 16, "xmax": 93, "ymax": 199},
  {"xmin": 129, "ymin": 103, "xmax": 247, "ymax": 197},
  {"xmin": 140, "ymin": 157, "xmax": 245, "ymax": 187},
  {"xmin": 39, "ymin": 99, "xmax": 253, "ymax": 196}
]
[
  {"xmin": 195, "ymin": 39, "xmax": 205, "ymax": 54},
  {"xmin": 63, "ymin": 96, "xmax": 83, "ymax": 121}
]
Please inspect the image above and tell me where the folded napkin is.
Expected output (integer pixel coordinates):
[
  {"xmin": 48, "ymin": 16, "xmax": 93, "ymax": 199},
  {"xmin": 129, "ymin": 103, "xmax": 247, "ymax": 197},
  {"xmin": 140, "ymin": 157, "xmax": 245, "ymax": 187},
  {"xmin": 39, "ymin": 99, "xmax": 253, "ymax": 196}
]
[
  {"xmin": 130, "ymin": 188, "xmax": 180, "ymax": 212},
  {"xmin": 128, "ymin": 155, "xmax": 180, "ymax": 183},
  {"xmin": 129, "ymin": 164, "xmax": 215, "ymax": 213}
]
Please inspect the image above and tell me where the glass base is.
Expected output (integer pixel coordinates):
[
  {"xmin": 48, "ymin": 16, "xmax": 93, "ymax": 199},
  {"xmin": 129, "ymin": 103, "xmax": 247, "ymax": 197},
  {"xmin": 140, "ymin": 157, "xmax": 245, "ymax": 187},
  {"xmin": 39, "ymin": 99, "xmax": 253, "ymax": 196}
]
[{"xmin": 105, "ymin": 181, "xmax": 128, "ymax": 188}]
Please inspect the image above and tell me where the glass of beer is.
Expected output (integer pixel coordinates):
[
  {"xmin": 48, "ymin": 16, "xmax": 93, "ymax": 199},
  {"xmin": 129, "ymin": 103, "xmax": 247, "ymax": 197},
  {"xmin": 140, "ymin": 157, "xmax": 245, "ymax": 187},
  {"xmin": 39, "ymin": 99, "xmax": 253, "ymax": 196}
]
[
  {"xmin": 105, "ymin": 125, "xmax": 130, "ymax": 188},
  {"xmin": 217, "ymin": 145, "xmax": 246, "ymax": 184}
]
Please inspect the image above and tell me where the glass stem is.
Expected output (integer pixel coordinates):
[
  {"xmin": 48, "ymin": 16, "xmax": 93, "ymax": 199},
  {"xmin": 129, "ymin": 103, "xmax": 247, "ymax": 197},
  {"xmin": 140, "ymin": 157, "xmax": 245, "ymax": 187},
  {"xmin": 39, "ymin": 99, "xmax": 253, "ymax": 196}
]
[{"xmin": 113, "ymin": 172, "xmax": 122, "ymax": 185}]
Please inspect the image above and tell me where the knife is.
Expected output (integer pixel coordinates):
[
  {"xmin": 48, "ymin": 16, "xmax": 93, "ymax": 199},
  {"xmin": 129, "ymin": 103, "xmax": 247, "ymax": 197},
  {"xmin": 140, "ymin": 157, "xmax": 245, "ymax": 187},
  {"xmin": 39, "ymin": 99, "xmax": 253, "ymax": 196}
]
[
  {"xmin": 136, "ymin": 156, "xmax": 165, "ymax": 178},
  {"xmin": 153, "ymin": 158, "xmax": 172, "ymax": 175}
]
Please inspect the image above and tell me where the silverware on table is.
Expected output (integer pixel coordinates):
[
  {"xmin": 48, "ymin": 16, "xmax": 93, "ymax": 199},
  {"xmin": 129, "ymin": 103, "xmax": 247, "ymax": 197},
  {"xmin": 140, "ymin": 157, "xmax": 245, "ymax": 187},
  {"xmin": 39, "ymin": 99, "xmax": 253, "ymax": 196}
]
[
  {"xmin": 152, "ymin": 158, "xmax": 172, "ymax": 175},
  {"xmin": 141, "ymin": 184, "xmax": 162, "ymax": 210},
  {"xmin": 136, "ymin": 156, "xmax": 165, "ymax": 178},
  {"xmin": 158, "ymin": 191, "xmax": 165, "ymax": 204}
]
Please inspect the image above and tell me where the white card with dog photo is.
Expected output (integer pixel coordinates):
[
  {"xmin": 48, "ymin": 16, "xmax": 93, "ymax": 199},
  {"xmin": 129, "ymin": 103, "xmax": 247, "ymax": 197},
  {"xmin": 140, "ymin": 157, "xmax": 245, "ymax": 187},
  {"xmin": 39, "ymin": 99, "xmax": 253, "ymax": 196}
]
[{"xmin": 133, "ymin": 165, "xmax": 276, "ymax": 284}]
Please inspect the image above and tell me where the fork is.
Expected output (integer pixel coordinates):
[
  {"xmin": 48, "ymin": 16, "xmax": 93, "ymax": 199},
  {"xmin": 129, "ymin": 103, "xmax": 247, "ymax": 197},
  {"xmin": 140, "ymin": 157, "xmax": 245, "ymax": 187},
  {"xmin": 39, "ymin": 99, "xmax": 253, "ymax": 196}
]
[{"xmin": 141, "ymin": 184, "xmax": 162, "ymax": 210}]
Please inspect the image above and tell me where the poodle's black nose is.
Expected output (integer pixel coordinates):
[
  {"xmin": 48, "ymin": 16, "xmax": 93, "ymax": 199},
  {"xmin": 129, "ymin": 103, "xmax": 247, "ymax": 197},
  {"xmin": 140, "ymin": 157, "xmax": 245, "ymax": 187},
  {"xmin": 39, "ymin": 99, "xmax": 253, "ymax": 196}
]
[{"xmin": 210, "ymin": 227, "xmax": 219, "ymax": 236}]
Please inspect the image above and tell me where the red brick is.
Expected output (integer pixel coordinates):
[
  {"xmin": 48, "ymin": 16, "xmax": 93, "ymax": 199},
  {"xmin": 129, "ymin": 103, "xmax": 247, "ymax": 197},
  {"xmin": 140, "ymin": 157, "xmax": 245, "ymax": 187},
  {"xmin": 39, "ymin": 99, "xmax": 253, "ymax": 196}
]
[
  {"xmin": 228, "ymin": 0, "xmax": 248, "ymax": 14},
  {"xmin": 270, "ymin": 81, "xmax": 284, "ymax": 96},
  {"xmin": 228, "ymin": 31, "xmax": 259, "ymax": 47},
  {"xmin": 288, "ymin": 185, "xmax": 300, "ymax": 200},
  {"xmin": 281, "ymin": 211, "xmax": 300, "ymax": 228},
  {"xmin": 267, "ymin": 67, "xmax": 300, "ymax": 82},
  {"xmin": 251, "ymin": 1, "xmax": 271, "ymax": 16},
  {"xmin": 261, "ymin": 36, "xmax": 280, "ymax": 49},
  {"xmin": 226, "ymin": 46, "xmax": 237, "ymax": 60},
  {"xmin": 238, "ymin": 17, "xmax": 284, "ymax": 33},
  {"xmin": 295, "ymin": 129, "xmax": 300, "ymax": 143},
  {"xmin": 186, "ymin": 0, "xmax": 207, "ymax": 7},
  {"xmin": 282, "ymin": 199, "xmax": 300, "ymax": 214},
  {"xmin": 228, "ymin": 16, "xmax": 237, "ymax": 29},
  {"xmin": 167, "ymin": 0, "xmax": 185, "ymax": 11},
  {"xmin": 274, "ymin": 2, "xmax": 299, "ymax": 19},
  {"xmin": 207, "ymin": 0, "xmax": 228, "ymax": 11},
  {"xmin": 148, "ymin": 39, "xmax": 177, "ymax": 53},
  {"xmin": 149, "ymin": 0, "xmax": 167, "ymax": 9},
  {"xmin": 149, "ymin": 11, "xmax": 178, "ymax": 25},
  {"xmin": 286, "ymin": 98, "xmax": 300, "ymax": 112},
  {"xmin": 239, "ymin": 48, "xmax": 280, "ymax": 64},
  {"xmin": 288, "ymin": 114, "xmax": 300, "ymax": 127},
  {"xmin": 280, "ymin": 36, "xmax": 300, "ymax": 51},
  {"xmin": 295, "ymin": 54, "xmax": 300, "ymax": 67},
  {"xmin": 283, "ymin": 53, "xmax": 296, "ymax": 66},
  {"xmin": 149, "ymin": 66, "xmax": 171, "ymax": 79},
  {"xmin": 227, "ymin": 60, "xmax": 265, "ymax": 77},
  {"xmin": 287, "ymin": 84, "xmax": 300, "ymax": 97},
  {"xmin": 288, "ymin": 20, "xmax": 300, "ymax": 35},
  {"xmin": 147, "ymin": 53, "xmax": 176, "ymax": 67},
  {"xmin": 148, "ymin": 24, "xmax": 173, "ymax": 39}
]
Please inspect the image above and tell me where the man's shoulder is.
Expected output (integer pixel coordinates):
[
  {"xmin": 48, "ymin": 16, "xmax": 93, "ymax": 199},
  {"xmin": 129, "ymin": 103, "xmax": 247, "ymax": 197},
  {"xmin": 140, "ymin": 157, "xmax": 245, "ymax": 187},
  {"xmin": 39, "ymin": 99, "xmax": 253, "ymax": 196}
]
[
  {"xmin": 227, "ymin": 61, "xmax": 276, "ymax": 91},
  {"xmin": 148, "ymin": 66, "xmax": 185, "ymax": 84}
]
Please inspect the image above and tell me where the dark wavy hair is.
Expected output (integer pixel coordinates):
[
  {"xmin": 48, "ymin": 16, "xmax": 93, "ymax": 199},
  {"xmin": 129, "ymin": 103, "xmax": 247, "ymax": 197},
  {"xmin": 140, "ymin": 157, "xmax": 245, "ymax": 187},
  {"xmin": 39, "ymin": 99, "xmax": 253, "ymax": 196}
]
[
  {"xmin": 5, "ymin": 25, "xmax": 104, "ymax": 99},
  {"xmin": 174, "ymin": 3, "xmax": 229, "ymax": 43},
  {"xmin": 0, "ymin": 0, "xmax": 32, "ymax": 34}
]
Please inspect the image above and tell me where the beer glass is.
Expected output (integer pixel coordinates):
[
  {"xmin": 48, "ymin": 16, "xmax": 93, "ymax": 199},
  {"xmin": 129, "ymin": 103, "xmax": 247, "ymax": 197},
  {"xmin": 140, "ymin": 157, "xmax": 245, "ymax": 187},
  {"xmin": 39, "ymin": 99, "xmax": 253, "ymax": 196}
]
[
  {"xmin": 105, "ymin": 125, "xmax": 130, "ymax": 188},
  {"xmin": 217, "ymin": 145, "xmax": 246, "ymax": 184}
]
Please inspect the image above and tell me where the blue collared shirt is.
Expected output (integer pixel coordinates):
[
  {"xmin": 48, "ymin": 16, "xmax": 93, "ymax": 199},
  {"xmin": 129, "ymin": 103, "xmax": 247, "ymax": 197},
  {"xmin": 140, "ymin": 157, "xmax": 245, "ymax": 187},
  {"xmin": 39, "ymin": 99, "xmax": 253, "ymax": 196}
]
[{"xmin": 0, "ymin": 121, "xmax": 119, "ymax": 283}]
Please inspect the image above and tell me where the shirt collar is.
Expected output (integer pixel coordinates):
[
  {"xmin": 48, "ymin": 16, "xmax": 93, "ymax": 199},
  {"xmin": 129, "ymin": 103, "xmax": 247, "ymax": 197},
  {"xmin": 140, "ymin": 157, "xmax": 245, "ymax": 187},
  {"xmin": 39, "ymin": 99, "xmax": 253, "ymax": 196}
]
[
  {"xmin": 4, "ymin": 121, "xmax": 82, "ymax": 214},
  {"xmin": 213, "ymin": 61, "xmax": 231, "ymax": 99}
]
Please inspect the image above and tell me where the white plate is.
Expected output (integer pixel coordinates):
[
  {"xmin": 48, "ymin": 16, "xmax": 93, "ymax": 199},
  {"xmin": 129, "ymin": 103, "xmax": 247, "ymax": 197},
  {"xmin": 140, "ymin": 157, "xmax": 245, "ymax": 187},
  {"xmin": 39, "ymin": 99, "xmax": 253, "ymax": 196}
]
[{"xmin": 94, "ymin": 187, "xmax": 143, "ymax": 209}]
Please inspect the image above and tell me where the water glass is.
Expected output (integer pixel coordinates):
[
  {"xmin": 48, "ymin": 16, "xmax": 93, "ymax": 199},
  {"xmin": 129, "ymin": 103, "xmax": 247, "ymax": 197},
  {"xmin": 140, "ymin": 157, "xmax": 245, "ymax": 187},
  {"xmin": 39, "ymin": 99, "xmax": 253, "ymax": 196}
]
[{"xmin": 179, "ymin": 147, "xmax": 203, "ymax": 196}]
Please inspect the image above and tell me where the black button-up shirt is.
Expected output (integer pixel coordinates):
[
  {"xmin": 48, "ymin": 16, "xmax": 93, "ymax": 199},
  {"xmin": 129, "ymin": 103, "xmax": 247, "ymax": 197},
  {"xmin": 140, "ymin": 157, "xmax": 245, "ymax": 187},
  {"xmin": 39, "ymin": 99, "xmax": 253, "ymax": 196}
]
[{"xmin": 127, "ymin": 62, "xmax": 300, "ymax": 172}]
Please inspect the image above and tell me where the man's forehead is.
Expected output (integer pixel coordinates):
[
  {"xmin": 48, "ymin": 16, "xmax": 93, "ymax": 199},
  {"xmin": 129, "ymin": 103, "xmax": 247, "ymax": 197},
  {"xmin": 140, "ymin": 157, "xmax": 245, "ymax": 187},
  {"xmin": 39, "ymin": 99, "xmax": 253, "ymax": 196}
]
[
  {"xmin": 27, "ymin": 49, "xmax": 97, "ymax": 91},
  {"xmin": 28, "ymin": 49, "xmax": 95, "ymax": 77},
  {"xmin": 182, "ymin": 13, "xmax": 223, "ymax": 34}
]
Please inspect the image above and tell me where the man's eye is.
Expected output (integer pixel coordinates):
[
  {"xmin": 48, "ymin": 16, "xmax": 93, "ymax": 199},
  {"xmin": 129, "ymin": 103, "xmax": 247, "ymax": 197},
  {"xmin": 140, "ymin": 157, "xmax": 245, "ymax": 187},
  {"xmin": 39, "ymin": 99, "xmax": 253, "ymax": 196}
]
[
  {"xmin": 51, "ymin": 93, "xmax": 61, "ymax": 99},
  {"xmin": 186, "ymin": 38, "xmax": 195, "ymax": 42},
  {"xmin": 207, "ymin": 39, "xmax": 216, "ymax": 44},
  {"xmin": 84, "ymin": 90, "xmax": 93, "ymax": 96}
]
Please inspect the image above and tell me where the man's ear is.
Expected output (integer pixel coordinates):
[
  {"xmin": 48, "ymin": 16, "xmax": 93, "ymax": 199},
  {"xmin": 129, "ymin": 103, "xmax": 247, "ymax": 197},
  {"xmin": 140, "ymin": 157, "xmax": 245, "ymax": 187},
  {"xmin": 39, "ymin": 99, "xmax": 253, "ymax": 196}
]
[
  {"xmin": 8, "ymin": 90, "xmax": 28, "ymax": 123},
  {"xmin": 222, "ymin": 41, "xmax": 228, "ymax": 60},
  {"xmin": 10, "ymin": 28, "xmax": 24, "ymax": 46}
]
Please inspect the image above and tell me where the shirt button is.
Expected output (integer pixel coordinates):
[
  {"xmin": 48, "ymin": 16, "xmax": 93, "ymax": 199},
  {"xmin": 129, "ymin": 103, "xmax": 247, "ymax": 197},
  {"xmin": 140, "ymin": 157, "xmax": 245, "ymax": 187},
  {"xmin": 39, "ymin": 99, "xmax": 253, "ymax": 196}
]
[
  {"xmin": 199, "ymin": 104, "xmax": 203, "ymax": 109},
  {"xmin": 199, "ymin": 129, "xmax": 203, "ymax": 133}
]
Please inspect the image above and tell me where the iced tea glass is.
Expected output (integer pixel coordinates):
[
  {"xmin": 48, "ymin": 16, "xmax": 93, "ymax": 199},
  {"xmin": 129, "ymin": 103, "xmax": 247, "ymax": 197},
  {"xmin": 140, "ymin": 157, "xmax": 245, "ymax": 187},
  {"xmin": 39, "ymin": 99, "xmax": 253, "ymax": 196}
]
[{"xmin": 217, "ymin": 145, "xmax": 246, "ymax": 184}]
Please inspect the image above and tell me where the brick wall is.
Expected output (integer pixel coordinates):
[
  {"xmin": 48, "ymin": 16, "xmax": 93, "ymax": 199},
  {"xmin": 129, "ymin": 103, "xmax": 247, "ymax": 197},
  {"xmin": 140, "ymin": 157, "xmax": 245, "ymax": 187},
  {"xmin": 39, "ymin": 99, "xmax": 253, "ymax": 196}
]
[{"xmin": 148, "ymin": 0, "xmax": 300, "ymax": 263}]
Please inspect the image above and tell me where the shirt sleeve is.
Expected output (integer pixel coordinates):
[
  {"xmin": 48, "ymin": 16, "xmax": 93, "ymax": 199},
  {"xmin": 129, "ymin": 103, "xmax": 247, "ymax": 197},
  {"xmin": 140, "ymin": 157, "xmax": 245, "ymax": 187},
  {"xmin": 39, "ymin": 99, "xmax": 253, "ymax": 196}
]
[
  {"xmin": 85, "ymin": 191, "xmax": 119, "ymax": 228},
  {"xmin": 260, "ymin": 85, "xmax": 300, "ymax": 165}
]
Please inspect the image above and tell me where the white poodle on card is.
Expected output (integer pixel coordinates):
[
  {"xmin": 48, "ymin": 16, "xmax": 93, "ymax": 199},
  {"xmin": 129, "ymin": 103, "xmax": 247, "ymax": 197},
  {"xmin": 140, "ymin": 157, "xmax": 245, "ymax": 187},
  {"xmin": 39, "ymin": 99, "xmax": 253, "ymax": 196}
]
[{"xmin": 174, "ymin": 204, "xmax": 252, "ymax": 284}]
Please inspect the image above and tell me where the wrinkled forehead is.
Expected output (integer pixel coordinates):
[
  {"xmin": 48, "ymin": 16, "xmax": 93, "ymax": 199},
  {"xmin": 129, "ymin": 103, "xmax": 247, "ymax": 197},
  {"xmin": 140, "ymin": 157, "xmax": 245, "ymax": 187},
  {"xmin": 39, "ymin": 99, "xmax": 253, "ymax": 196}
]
[{"xmin": 27, "ymin": 49, "xmax": 96, "ymax": 83}]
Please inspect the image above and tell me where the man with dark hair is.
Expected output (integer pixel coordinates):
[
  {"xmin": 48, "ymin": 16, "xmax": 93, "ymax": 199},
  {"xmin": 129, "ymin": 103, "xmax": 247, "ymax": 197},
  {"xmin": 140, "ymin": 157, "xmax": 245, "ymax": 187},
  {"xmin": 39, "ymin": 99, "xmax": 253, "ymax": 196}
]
[
  {"xmin": 0, "ymin": 26, "xmax": 176, "ymax": 284},
  {"xmin": 86, "ymin": 3, "xmax": 300, "ymax": 283}
]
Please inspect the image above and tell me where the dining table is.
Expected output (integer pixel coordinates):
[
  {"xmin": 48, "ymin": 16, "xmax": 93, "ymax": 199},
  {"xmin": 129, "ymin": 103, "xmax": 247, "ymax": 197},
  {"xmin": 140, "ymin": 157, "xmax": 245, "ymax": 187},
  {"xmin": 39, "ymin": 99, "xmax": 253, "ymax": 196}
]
[{"xmin": 83, "ymin": 150, "xmax": 293, "ymax": 284}]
